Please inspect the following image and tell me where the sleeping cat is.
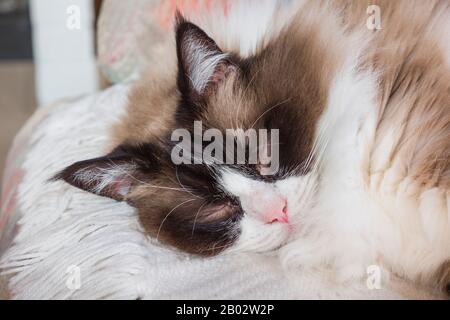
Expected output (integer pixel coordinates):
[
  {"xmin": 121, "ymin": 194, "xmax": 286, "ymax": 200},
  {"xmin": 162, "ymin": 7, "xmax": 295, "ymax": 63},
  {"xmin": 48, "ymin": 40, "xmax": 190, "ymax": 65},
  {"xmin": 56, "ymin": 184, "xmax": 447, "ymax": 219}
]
[{"xmin": 55, "ymin": 0, "xmax": 450, "ymax": 294}]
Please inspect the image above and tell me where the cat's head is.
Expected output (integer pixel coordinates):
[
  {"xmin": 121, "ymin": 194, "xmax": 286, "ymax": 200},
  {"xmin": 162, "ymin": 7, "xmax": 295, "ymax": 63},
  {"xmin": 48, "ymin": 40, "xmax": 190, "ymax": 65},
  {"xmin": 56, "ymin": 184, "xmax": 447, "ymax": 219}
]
[{"xmin": 56, "ymin": 16, "xmax": 334, "ymax": 256}]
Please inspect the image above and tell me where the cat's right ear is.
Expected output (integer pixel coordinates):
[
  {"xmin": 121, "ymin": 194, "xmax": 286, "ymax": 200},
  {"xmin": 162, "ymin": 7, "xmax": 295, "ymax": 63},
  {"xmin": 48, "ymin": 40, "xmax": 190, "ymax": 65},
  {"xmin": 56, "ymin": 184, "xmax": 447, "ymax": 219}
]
[
  {"xmin": 175, "ymin": 13, "xmax": 237, "ymax": 100},
  {"xmin": 52, "ymin": 144, "xmax": 160, "ymax": 202}
]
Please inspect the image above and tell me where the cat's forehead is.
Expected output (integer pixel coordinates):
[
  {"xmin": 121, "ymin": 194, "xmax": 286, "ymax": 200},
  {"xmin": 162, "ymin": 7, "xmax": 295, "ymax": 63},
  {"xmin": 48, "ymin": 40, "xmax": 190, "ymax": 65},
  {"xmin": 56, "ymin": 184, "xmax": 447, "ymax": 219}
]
[
  {"xmin": 220, "ymin": 169, "xmax": 269, "ymax": 195},
  {"xmin": 202, "ymin": 37, "xmax": 335, "ymax": 131},
  {"xmin": 201, "ymin": 67, "xmax": 290, "ymax": 131}
]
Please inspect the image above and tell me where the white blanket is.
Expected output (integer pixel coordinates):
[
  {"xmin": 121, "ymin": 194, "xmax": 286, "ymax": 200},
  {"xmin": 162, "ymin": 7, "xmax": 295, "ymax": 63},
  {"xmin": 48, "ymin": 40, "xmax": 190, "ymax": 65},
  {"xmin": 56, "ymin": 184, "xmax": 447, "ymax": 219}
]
[{"xmin": 0, "ymin": 85, "xmax": 436, "ymax": 299}]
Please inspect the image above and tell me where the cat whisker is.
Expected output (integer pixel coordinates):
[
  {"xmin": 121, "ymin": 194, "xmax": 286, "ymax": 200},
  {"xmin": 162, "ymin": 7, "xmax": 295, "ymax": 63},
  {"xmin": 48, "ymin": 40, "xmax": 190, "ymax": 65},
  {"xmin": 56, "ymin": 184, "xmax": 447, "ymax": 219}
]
[
  {"xmin": 156, "ymin": 198, "xmax": 197, "ymax": 242},
  {"xmin": 191, "ymin": 201, "xmax": 208, "ymax": 236},
  {"xmin": 250, "ymin": 98, "xmax": 292, "ymax": 130},
  {"xmin": 104, "ymin": 159, "xmax": 196, "ymax": 194},
  {"xmin": 203, "ymin": 241, "xmax": 231, "ymax": 253},
  {"xmin": 234, "ymin": 67, "xmax": 261, "ymax": 130},
  {"xmin": 175, "ymin": 166, "xmax": 202, "ymax": 199}
]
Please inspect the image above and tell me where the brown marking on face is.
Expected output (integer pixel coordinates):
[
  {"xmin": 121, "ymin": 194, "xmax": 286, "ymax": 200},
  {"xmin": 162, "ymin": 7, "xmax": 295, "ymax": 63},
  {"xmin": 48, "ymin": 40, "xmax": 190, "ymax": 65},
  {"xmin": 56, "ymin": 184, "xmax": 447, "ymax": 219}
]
[
  {"xmin": 184, "ymin": 6, "xmax": 346, "ymax": 176},
  {"xmin": 127, "ymin": 159, "xmax": 243, "ymax": 256}
]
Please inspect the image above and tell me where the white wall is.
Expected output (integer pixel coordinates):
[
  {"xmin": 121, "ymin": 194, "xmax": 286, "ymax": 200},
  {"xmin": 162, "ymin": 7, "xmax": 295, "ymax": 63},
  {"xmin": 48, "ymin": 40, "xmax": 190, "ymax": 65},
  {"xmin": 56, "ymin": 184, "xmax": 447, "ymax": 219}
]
[{"xmin": 30, "ymin": 0, "xmax": 99, "ymax": 106}]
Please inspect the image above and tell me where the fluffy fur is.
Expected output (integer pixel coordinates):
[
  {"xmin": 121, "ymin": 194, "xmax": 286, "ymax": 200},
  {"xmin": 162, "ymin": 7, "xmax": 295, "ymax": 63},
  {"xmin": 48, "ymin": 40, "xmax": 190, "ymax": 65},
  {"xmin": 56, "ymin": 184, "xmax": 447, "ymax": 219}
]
[{"xmin": 57, "ymin": 0, "xmax": 450, "ymax": 295}]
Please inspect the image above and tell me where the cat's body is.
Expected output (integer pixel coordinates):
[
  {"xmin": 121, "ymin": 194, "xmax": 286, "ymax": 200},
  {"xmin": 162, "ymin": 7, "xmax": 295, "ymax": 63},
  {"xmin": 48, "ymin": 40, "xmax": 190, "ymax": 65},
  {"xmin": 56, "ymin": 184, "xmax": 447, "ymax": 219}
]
[{"xmin": 58, "ymin": 0, "xmax": 450, "ymax": 294}]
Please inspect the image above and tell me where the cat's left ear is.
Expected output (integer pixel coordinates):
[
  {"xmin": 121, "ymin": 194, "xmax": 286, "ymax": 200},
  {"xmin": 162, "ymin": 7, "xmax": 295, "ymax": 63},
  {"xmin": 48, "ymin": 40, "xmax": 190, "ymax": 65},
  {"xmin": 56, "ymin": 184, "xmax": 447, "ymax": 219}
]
[{"xmin": 175, "ymin": 14, "xmax": 237, "ymax": 98}]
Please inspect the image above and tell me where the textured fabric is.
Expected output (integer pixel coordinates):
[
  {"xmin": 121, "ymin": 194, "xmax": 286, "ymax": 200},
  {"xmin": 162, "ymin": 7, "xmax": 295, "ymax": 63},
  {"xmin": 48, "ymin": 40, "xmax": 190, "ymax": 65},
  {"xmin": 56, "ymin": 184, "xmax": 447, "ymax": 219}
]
[
  {"xmin": 0, "ymin": 84, "xmax": 437, "ymax": 299},
  {"xmin": 0, "ymin": 101, "xmax": 63, "ymax": 253}
]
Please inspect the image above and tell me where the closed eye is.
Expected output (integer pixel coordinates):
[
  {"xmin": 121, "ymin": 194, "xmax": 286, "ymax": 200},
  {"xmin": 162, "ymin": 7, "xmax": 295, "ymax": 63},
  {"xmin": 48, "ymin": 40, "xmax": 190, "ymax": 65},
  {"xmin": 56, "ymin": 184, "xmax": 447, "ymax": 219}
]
[{"xmin": 199, "ymin": 201, "xmax": 242, "ymax": 223}]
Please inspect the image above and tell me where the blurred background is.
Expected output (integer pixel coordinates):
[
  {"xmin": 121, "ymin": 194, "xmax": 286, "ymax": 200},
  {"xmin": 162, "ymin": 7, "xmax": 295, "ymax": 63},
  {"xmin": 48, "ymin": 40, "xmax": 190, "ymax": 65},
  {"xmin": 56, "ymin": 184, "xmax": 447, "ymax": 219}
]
[{"xmin": 0, "ymin": 0, "xmax": 102, "ymax": 185}]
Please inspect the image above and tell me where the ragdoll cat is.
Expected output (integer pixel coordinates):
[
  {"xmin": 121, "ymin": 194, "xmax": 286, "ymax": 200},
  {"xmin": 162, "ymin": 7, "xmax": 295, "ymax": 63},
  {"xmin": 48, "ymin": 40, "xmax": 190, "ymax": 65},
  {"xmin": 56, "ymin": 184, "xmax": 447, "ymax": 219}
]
[{"xmin": 56, "ymin": 0, "xmax": 450, "ymax": 294}]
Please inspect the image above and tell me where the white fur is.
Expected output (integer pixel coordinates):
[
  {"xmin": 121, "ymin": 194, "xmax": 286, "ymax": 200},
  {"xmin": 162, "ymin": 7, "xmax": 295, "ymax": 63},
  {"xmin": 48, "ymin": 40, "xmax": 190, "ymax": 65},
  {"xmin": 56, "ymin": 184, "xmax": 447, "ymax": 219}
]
[
  {"xmin": 280, "ymin": 53, "xmax": 450, "ymax": 287},
  {"xmin": 200, "ymin": 1, "xmax": 450, "ymax": 285},
  {"xmin": 280, "ymin": 59, "xmax": 382, "ymax": 281},
  {"xmin": 185, "ymin": 0, "xmax": 450, "ymax": 288},
  {"xmin": 220, "ymin": 169, "xmax": 312, "ymax": 253}
]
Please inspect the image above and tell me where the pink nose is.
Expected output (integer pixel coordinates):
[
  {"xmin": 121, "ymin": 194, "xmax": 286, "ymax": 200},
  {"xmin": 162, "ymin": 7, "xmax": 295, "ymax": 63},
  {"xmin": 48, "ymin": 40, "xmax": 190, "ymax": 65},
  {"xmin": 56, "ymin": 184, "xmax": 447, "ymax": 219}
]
[{"xmin": 263, "ymin": 200, "xmax": 289, "ymax": 224}]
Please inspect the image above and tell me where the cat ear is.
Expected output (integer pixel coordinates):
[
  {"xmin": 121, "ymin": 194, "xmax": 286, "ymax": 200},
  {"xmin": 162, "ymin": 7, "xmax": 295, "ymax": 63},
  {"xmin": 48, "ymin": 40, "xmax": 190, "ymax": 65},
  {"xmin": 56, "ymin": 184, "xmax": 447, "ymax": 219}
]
[
  {"xmin": 175, "ymin": 14, "xmax": 236, "ymax": 97},
  {"xmin": 53, "ymin": 146, "xmax": 158, "ymax": 202}
]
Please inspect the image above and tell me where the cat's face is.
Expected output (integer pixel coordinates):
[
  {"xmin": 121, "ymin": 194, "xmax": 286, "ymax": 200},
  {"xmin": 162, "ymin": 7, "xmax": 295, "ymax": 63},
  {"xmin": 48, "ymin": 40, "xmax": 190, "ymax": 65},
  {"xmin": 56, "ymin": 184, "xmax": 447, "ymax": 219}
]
[{"xmin": 57, "ymin": 16, "xmax": 331, "ymax": 256}]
